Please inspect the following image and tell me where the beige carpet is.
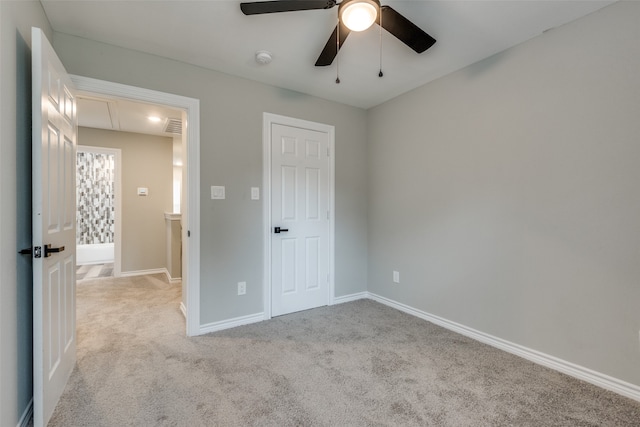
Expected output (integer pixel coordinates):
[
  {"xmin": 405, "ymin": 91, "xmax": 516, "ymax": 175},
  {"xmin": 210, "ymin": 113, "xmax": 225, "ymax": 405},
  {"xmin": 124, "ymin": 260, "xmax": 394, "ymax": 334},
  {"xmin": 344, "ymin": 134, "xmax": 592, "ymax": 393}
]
[{"xmin": 48, "ymin": 274, "xmax": 640, "ymax": 426}]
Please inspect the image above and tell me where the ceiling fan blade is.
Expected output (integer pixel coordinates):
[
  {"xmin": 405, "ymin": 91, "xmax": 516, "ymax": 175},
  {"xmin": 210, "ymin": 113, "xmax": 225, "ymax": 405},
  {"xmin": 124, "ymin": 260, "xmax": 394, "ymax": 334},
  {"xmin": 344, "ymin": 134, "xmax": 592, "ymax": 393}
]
[
  {"xmin": 240, "ymin": 0, "xmax": 336, "ymax": 15},
  {"xmin": 379, "ymin": 5, "xmax": 436, "ymax": 53},
  {"xmin": 315, "ymin": 21, "xmax": 351, "ymax": 66}
]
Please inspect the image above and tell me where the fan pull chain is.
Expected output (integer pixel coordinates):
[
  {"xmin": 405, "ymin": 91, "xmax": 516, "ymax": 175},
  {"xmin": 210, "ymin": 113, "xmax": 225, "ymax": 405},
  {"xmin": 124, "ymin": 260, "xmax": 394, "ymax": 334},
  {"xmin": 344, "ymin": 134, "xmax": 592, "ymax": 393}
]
[
  {"xmin": 378, "ymin": 6, "xmax": 384, "ymax": 78},
  {"xmin": 336, "ymin": 16, "xmax": 341, "ymax": 84}
]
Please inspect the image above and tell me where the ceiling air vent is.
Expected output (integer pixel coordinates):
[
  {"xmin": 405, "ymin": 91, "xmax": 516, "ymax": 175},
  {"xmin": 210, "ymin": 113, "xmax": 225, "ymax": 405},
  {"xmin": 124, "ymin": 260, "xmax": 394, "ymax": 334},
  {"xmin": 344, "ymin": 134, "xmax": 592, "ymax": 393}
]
[{"xmin": 164, "ymin": 118, "xmax": 182, "ymax": 134}]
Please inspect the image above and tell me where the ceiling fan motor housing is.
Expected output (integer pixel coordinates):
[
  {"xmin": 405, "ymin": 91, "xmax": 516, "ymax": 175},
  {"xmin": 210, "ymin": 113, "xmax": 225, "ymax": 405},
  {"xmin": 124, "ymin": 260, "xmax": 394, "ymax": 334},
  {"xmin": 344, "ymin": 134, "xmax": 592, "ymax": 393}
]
[{"xmin": 338, "ymin": 0, "xmax": 381, "ymax": 14}]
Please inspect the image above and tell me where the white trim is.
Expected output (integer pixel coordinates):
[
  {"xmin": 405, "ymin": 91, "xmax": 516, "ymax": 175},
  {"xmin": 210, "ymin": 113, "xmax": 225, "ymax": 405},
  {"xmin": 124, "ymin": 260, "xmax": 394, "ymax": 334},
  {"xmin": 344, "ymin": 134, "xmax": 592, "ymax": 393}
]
[
  {"xmin": 164, "ymin": 212, "xmax": 181, "ymax": 221},
  {"xmin": 165, "ymin": 271, "xmax": 182, "ymax": 284},
  {"xmin": 328, "ymin": 126, "xmax": 335, "ymax": 306},
  {"xmin": 262, "ymin": 117, "xmax": 271, "ymax": 319},
  {"xmin": 366, "ymin": 292, "xmax": 640, "ymax": 402},
  {"xmin": 180, "ymin": 302, "xmax": 187, "ymax": 319},
  {"xmin": 77, "ymin": 145, "xmax": 122, "ymax": 277},
  {"xmin": 17, "ymin": 399, "xmax": 33, "ymax": 427},
  {"xmin": 332, "ymin": 291, "xmax": 368, "ymax": 305},
  {"xmin": 262, "ymin": 113, "xmax": 335, "ymax": 320},
  {"xmin": 119, "ymin": 268, "xmax": 168, "ymax": 277},
  {"xmin": 199, "ymin": 312, "xmax": 266, "ymax": 335},
  {"xmin": 118, "ymin": 267, "xmax": 181, "ymax": 284},
  {"xmin": 70, "ymin": 75, "xmax": 201, "ymax": 337}
]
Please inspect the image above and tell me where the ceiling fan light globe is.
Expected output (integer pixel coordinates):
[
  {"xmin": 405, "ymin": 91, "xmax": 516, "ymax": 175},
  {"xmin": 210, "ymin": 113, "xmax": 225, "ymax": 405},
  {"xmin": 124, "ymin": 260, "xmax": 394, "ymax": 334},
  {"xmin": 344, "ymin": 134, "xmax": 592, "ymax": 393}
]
[{"xmin": 341, "ymin": 1, "xmax": 377, "ymax": 32}]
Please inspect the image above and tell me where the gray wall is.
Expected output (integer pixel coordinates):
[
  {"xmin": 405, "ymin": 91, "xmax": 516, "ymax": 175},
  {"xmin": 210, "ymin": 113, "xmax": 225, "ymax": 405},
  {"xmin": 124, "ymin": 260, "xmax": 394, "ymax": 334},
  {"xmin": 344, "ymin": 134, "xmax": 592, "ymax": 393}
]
[
  {"xmin": 79, "ymin": 127, "xmax": 173, "ymax": 273},
  {"xmin": 0, "ymin": 2, "xmax": 53, "ymax": 425},
  {"xmin": 367, "ymin": 1, "xmax": 640, "ymax": 387},
  {"xmin": 54, "ymin": 34, "xmax": 369, "ymax": 324},
  {"xmin": 5, "ymin": 2, "xmax": 636, "ymax": 421}
]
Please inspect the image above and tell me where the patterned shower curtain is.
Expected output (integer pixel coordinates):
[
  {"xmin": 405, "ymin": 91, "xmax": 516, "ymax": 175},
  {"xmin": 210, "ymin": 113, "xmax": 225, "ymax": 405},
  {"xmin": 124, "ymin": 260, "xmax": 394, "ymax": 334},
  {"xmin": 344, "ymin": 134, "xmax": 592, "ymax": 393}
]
[{"xmin": 76, "ymin": 150, "xmax": 115, "ymax": 245}]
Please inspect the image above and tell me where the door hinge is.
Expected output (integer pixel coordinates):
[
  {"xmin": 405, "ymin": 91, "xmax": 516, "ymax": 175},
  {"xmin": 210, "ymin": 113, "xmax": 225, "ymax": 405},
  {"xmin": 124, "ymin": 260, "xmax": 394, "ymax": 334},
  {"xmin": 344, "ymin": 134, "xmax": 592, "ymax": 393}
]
[
  {"xmin": 327, "ymin": 147, "xmax": 330, "ymax": 157},
  {"xmin": 187, "ymin": 230, "xmax": 191, "ymax": 237}
]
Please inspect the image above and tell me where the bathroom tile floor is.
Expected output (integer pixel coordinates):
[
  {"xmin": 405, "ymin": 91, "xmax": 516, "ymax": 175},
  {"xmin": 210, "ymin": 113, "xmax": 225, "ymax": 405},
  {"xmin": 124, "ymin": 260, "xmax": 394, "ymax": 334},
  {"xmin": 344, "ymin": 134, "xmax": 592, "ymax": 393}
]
[{"xmin": 76, "ymin": 263, "xmax": 114, "ymax": 280}]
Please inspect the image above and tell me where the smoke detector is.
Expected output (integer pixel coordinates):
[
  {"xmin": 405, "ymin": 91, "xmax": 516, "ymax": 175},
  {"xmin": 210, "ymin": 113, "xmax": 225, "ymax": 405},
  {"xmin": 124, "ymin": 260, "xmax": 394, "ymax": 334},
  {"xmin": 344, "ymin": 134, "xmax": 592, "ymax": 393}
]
[{"xmin": 255, "ymin": 50, "xmax": 273, "ymax": 65}]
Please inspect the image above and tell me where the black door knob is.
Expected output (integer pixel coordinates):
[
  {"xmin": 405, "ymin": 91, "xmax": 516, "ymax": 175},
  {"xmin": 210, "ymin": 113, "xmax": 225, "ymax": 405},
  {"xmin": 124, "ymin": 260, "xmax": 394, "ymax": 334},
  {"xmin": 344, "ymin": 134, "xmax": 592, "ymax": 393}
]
[{"xmin": 43, "ymin": 244, "xmax": 65, "ymax": 257}]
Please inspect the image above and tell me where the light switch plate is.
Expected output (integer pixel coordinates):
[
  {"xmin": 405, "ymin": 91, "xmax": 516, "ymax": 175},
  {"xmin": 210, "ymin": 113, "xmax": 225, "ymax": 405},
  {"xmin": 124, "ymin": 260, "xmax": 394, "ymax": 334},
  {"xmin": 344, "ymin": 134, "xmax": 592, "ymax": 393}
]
[
  {"xmin": 211, "ymin": 186, "xmax": 225, "ymax": 200},
  {"xmin": 251, "ymin": 187, "xmax": 260, "ymax": 200},
  {"xmin": 393, "ymin": 271, "xmax": 400, "ymax": 283}
]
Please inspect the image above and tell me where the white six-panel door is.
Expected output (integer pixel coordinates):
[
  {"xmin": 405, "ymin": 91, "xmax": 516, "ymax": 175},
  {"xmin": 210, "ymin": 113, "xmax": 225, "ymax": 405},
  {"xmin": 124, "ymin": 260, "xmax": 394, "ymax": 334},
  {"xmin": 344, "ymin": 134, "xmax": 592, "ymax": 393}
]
[
  {"xmin": 271, "ymin": 123, "xmax": 330, "ymax": 316},
  {"xmin": 32, "ymin": 27, "xmax": 77, "ymax": 427}
]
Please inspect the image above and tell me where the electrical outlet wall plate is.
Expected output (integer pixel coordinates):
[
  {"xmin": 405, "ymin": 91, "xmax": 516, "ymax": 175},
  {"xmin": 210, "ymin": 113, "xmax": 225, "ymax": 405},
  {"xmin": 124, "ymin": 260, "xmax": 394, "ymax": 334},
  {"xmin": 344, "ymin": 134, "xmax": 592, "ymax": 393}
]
[{"xmin": 393, "ymin": 271, "xmax": 400, "ymax": 283}]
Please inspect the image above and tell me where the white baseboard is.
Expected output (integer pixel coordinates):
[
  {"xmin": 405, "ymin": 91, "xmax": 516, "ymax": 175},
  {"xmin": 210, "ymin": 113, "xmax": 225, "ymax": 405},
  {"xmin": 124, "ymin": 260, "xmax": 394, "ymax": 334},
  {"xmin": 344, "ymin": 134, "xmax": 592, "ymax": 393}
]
[
  {"xmin": 119, "ymin": 268, "xmax": 181, "ymax": 284},
  {"xmin": 17, "ymin": 398, "xmax": 33, "ymax": 427},
  {"xmin": 180, "ymin": 302, "xmax": 187, "ymax": 319},
  {"xmin": 332, "ymin": 291, "xmax": 368, "ymax": 305},
  {"xmin": 167, "ymin": 276, "xmax": 182, "ymax": 284},
  {"xmin": 164, "ymin": 270, "xmax": 182, "ymax": 284},
  {"xmin": 199, "ymin": 312, "xmax": 265, "ymax": 335},
  {"xmin": 367, "ymin": 292, "xmax": 640, "ymax": 403},
  {"xmin": 120, "ymin": 268, "xmax": 167, "ymax": 277}
]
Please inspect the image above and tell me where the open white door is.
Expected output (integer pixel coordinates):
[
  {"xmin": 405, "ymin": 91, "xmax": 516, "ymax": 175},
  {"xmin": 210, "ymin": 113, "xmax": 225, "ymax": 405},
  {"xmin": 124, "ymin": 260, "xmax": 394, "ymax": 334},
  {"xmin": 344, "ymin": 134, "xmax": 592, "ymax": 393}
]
[{"xmin": 32, "ymin": 27, "xmax": 77, "ymax": 427}]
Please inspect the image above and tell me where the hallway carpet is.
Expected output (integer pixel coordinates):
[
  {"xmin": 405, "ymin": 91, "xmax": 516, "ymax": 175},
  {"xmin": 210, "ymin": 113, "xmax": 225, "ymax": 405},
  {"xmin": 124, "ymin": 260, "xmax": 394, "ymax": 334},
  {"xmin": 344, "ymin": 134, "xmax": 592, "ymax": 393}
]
[{"xmin": 49, "ymin": 274, "xmax": 640, "ymax": 426}]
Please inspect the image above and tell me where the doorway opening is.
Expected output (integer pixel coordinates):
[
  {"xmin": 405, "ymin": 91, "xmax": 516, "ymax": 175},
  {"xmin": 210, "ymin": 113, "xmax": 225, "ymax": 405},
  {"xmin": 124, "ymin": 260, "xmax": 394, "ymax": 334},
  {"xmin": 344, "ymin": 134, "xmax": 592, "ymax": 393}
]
[
  {"xmin": 75, "ymin": 95, "xmax": 182, "ymax": 281},
  {"xmin": 71, "ymin": 75, "xmax": 201, "ymax": 336},
  {"xmin": 75, "ymin": 145, "xmax": 121, "ymax": 279}
]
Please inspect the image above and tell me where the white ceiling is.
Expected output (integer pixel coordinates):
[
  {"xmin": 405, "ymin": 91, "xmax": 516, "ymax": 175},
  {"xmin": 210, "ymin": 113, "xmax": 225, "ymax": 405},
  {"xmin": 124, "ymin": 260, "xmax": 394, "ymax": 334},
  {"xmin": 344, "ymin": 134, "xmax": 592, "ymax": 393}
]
[
  {"xmin": 77, "ymin": 96, "xmax": 183, "ymax": 137},
  {"xmin": 42, "ymin": 0, "xmax": 615, "ymax": 109}
]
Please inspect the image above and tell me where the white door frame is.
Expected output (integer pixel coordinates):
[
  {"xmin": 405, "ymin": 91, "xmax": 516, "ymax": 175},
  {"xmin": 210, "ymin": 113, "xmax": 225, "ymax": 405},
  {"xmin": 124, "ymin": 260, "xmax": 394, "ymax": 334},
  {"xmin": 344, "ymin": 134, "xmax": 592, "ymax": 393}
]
[
  {"xmin": 71, "ymin": 75, "xmax": 201, "ymax": 337},
  {"xmin": 76, "ymin": 145, "xmax": 122, "ymax": 276},
  {"xmin": 262, "ymin": 113, "xmax": 335, "ymax": 319}
]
